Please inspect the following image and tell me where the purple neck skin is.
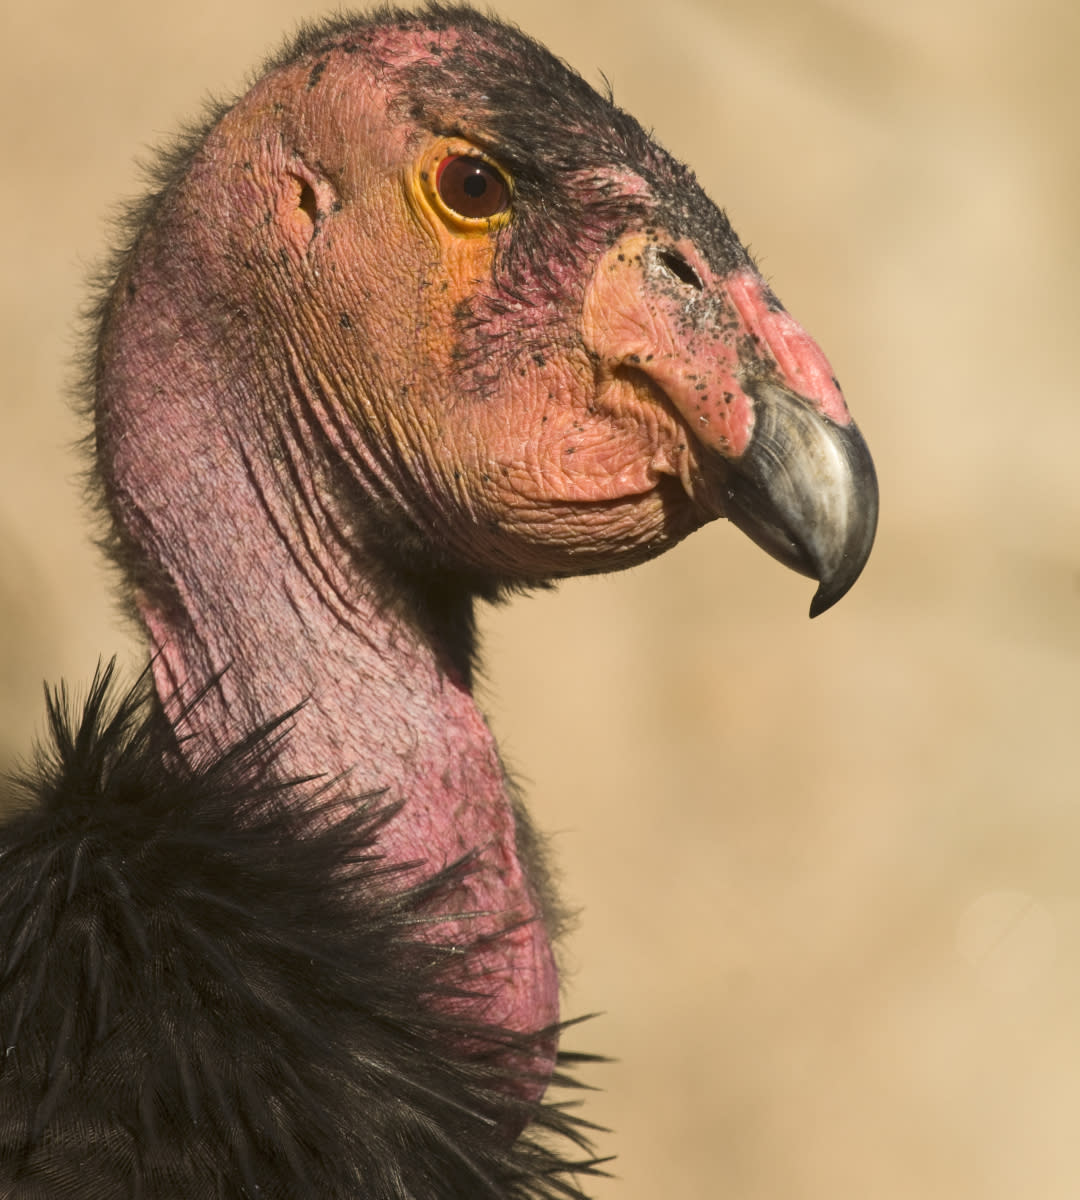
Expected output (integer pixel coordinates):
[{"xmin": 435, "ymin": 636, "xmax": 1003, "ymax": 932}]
[{"xmin": 97, "ymin": 256, "xmax": 559, "ymax": 1049}]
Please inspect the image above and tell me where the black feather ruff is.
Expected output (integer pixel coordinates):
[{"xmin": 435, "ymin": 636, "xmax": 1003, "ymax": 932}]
[{"xmin": 0, "ymin": 662, "xmax": 604, "ymax": 1198}]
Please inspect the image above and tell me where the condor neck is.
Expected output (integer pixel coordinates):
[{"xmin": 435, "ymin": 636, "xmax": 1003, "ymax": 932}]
[{"xmin": 98, "ymin": 307, "xmax": 559, "ymax": 1040}]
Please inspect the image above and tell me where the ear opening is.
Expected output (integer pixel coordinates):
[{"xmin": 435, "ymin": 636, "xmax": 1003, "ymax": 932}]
[
  {"xmin": 279, "ymin": 160, "xmax": 339, "ymax": 253},
  {"xmin": 298, "ymin": 181, "xmax": 318, "ymax": 225}
]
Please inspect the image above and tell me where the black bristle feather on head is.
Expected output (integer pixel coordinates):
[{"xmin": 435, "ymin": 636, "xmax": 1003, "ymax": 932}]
[{"xmin": 0, "ymin": 663, "xmax": 604, "ymax": 1198}]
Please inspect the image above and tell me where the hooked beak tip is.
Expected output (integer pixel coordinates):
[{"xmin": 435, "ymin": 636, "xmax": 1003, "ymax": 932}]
[
  {"xmin": 809, "ymin": 557, "xmax": 863, "ymax": 618},
  {"xmin": 717, "ymin": 381, "xmax": 878, "ymax": 617}
]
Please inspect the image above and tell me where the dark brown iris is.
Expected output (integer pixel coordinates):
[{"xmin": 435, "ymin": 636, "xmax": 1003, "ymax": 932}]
[{"xmin": 436, "ymin": 155, "xmax": 510, "ymax": 220}]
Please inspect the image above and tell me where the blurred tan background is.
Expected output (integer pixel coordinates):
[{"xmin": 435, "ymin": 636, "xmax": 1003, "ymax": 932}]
[{"xmin": 2, "ymin": 0, "xmax": 1078, "ymax": 1195}]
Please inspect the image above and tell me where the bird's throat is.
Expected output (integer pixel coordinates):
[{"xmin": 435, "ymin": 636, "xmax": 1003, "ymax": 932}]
[
  {"xmin": 98, "ymin": 288, "xmax": 559, "ymax": 1057},
  {"xmin": 137, "ymin": 496, "xmax": 560, "ymax": 1046}
]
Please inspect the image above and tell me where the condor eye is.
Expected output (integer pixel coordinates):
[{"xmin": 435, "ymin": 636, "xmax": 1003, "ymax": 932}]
[{"xmin": 435, "ymin": 155, "xmax": 510, "ymax": 221}]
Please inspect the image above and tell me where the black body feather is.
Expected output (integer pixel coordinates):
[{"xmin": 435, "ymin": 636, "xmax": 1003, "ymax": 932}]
[{"xmin": 0, "ymin": 664, "xmax": 602, "ymax": 1197}]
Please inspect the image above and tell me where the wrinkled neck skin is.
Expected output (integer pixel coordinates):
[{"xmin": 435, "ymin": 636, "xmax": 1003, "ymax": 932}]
[{"xmin": 97, "ymin": 270, "xmax": 559, "ymax": 1058}]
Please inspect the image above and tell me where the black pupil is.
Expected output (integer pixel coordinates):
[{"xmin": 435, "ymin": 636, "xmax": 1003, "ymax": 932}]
[{"xmin": 437, "ymin": 155, "xmax": 508, "ymax": 220}]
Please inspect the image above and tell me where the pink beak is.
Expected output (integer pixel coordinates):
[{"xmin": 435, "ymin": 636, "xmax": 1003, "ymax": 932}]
[{"xmin": 584, "ymin": 236, "xmax": 878, "ymax": 615}]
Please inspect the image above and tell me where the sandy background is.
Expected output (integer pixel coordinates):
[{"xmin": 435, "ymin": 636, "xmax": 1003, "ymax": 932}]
[{"xmin": 2, "ymin": 0, "xmax": 1078, "ymax": 1195}]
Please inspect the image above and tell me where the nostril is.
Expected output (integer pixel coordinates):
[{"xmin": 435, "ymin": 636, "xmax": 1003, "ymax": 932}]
[{"xmin": 658, "ymin": 248, "xmax": 703, "ymax": 291}]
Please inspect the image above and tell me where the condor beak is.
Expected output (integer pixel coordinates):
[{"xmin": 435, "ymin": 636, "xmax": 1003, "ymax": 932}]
[
  {"xmin": 584, "ymin": 240, "xmax": 878, "ymax": 616},
  {"xmin": 716, "ymin": 379, "xmax": 878, "ymax": 617}
]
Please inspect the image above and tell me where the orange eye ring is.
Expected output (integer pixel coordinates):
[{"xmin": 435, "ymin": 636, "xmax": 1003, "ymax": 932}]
[{"xmin": 418, "ymin": 143, "xmax": 513, "ymax": 234}]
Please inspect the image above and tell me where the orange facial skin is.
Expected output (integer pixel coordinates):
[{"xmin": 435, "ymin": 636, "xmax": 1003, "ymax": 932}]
[{"xmin": 186, "ymin": 35, "xmax": 860, "ymax": 598}]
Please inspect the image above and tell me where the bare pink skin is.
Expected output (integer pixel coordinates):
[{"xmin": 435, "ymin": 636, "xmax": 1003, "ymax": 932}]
[
  {"xmin": 725, "ymin": 272, "xmax": 850, "ymax": 427},
  {"xmin": 95, "ymin": 19, "xmax": 864, "ymax": 1103},
  {"xmin": 582, "ymin": 236, "xmax": 851, "ymax": 509},
  {"xmin": 97, "ymin": 42, "xmax": 570, "ymax": 1043},
  {"xmin": 102, "ymin": 243, "xmax": 559, "ymax": 1044},
  {"xmin": 139, "ymin": 533, "xmax": 552, "ymax": 1037}
]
